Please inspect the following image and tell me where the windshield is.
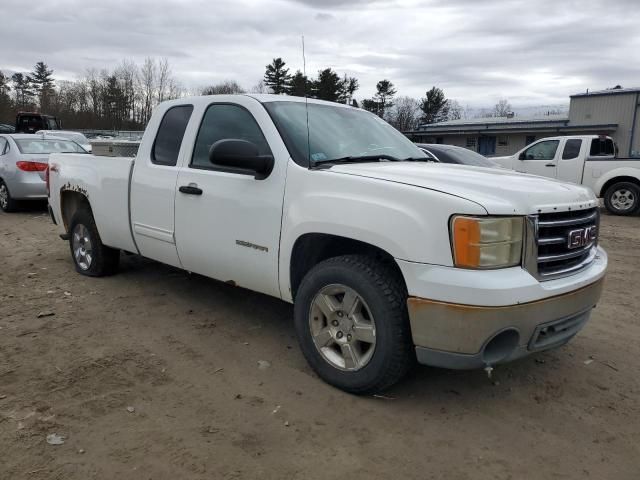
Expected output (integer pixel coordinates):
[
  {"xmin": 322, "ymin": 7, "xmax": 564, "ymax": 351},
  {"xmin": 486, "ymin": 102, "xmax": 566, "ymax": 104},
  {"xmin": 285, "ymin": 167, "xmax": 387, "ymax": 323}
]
[
  {"xmin": 434, "ymin": 147, "xmax": 499, "ymax": 168},
  {"xmin": 15, "ymin": 138, "xmax": 86, "ymax": 154},
  {"xmin": 263, "ymin": 101, "xmax": 426, "ymax": 166}
]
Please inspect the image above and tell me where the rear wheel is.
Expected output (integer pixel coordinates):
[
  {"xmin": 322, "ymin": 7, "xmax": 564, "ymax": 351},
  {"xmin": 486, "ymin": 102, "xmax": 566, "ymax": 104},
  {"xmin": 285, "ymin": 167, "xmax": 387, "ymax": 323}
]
[
  {"xmin": 603, "ymin": 182, "xmax": 640, "ymax": 216},
  {"xmin": 294, "ymin": 255, "xmax": 414, "ymax": 394},
  {"xmin": 0, "ymin": 180, "xmax": 18, "ymax": 213},
  {"xmin": 68, "ymin": 208, "xmax": 120, "ymax": 276}
]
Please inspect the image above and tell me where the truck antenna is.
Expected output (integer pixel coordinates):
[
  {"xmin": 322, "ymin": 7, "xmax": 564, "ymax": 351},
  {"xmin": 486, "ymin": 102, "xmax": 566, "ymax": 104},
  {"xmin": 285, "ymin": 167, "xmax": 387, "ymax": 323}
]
[{"xmin": 302, "ymin": 35, "xmax": 311, "ymax": 169}]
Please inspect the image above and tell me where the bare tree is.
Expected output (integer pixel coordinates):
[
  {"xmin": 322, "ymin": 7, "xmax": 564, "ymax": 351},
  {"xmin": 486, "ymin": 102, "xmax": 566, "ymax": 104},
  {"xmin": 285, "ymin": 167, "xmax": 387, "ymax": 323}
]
[
  {"xmin": 249, "ymin": 80, "xmax": 272, "ymax": 94},
  {"xmin": 156, "ymin": 58, "xmax": 171, "ymax": 104},
  {"xmin": 139, "ymin": 57, "xmax": 156, "ymax": 124},
  {"xmin": 201, "ymin": 80, "xmax": 245, "ymax": 95},
  {"xmin": 387, "ymin": 96, "xmax": 419, "ymax": 131},
  {"xmin": 447, "ymin": 99, "xmax": 464, "ymax": 120},
  {"xmin": 493, "ymin": 98, "xmax": 512, "ymax": 117}
]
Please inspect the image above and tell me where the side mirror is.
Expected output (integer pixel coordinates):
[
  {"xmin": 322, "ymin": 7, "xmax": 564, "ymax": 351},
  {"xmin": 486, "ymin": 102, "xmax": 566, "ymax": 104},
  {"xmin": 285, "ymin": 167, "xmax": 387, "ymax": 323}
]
[
  {"xmin": 209, "ymin": 139, "xmax": 274, "ymax": 180},
  {"xmin": 518, "ymin": 152, "xmax": 526, "ymax": 160}
]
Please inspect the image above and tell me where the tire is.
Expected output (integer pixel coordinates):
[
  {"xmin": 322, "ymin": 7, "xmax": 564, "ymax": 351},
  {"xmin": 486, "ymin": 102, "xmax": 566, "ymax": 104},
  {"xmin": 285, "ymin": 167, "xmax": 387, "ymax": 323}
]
[
  {"xmin": 603, "ymin": 182, "xmax": 640, "ymax": 216},
  {"xmin": 68, "ymin": 208, "xmax": 120, "ymax": 276},
  {"xmin": 0, "ymin": 180, "xmax": 18, "ymax": 213},
  {"xmin": 294, "ymin": 255, "xmax": 414, "ymax": 394}
]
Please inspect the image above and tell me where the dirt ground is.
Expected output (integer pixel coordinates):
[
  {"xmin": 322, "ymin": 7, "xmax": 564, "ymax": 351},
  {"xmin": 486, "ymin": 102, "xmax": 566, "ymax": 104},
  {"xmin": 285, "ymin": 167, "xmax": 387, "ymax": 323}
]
[{"xmin": 1, "ymin": 206, "xmax": 639, "ymax": 480}]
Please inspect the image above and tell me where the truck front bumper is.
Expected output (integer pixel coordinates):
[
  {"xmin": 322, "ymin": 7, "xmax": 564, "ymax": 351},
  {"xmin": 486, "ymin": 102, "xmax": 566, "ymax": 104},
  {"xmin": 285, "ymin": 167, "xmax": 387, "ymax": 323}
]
[{"xmin": 397, "ymin": 246, "xmax": 607, "ymax": 369}]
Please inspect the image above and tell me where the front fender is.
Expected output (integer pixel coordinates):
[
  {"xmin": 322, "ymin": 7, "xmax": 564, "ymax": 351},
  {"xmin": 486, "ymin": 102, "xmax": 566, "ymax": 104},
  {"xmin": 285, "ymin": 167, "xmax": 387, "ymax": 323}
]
[{"xmin": 278, "ymin": 163, "xmax": 486, "ymax": 301}]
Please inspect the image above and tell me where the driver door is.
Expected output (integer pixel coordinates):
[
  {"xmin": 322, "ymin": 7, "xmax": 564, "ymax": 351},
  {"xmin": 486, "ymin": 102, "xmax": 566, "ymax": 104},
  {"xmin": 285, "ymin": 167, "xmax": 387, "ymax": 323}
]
[
  {"xmin": 174, "ymin": 100, "xmax": 287, "ymax": 298},
  {"xmin": 519, "ymin": 139, "xmax": 560, "ymax": 178}
]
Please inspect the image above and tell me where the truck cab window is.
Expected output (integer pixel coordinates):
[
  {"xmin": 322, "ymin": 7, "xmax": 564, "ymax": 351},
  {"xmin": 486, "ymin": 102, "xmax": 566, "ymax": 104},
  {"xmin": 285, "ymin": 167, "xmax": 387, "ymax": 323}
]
[
  {"xmin": 191, "ymin": 104, "xmax": 271, "ymax": 169},
  {"xmin": 590, "ymin": 138, "xmax": 615, "ymax": 157},
  {"xmin": 562, "ymin": 139, "xmax": 582, "ymax": 160},
  {"xmin": 522, "ymin": 140, "xmax": 559, "ymax": 160},
  {"xmin": 152, "ymin": 105, "xmax": 194, "ymax": 166}
]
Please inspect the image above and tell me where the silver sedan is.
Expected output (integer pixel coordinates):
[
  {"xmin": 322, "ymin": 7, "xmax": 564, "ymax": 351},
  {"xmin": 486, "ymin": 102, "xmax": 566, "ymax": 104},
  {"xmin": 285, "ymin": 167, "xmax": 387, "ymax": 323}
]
[{"xmin": 0, "ymin": 134, "xmax": 87, "ymax": 212}]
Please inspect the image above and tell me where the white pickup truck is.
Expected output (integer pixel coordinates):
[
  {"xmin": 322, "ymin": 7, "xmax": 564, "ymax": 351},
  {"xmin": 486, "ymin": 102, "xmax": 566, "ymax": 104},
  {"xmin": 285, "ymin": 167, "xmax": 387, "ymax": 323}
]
[
  {"xmin": 47, "ymin": 95, "xmax": 607, "ymax": 394},
  {"xmin": 493, "ymin": 135, "xmax": 640, "ymax": 215}
]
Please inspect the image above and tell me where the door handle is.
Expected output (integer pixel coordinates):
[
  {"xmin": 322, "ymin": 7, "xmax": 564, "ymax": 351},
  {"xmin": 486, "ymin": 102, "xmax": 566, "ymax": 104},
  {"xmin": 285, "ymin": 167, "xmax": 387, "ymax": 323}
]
[
  {"xmin": 545, "ymin": 163, "xmax": 556, "ymax": 167},
  {"xmin": 179, "ymin": 184, "xmax": 203, "ymax": 195}
]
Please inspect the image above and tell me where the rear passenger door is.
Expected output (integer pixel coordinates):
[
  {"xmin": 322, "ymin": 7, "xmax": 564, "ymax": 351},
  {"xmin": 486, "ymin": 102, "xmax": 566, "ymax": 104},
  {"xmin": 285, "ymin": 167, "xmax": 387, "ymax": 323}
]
[
  {"xmin": 557, "ymin": 138, "xmax": 584, "ymax": 184},
  {"xmin": 130, "ymin": 104, "xmax": 194, "ymax": 268}
]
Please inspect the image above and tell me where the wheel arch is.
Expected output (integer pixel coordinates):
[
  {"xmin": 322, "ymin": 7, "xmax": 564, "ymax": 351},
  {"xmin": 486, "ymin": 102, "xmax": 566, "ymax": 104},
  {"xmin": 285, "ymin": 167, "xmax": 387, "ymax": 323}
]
[
  {"xmin": 597, "ymin": 174, "xmax": 640, "ymax": 197},
  {"xmin": 288, "ymin": 232, "xmax": 406, "ymax": 301},
  {"xmin": 59, "ymin": 189, "xmax": 92, "ymax": 233}
]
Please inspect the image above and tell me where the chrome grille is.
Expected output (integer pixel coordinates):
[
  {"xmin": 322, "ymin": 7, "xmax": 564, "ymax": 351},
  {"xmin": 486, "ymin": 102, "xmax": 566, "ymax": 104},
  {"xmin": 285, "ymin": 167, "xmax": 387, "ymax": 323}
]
[{"xmin": 533, "ymin": 208, "xmax": 599, "ymax": 279}]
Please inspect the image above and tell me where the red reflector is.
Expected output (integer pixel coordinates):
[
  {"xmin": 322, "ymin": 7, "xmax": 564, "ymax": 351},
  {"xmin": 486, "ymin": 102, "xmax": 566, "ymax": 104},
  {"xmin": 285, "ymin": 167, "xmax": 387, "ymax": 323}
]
[{"xmin": 16, "ymin": 161, "xmax": 48, "ymax": 172}]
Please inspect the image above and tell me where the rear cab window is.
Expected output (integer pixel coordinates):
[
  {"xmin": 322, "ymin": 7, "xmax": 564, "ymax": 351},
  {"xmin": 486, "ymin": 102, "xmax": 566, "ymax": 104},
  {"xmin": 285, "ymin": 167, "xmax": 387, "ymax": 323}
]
[
  {"xmin": 152, "ymin": 105, "xmax": 194, "ymax": 166},
  {"xmin": 590, "ymin": 138, "xmax": 616, "ymax": 157}
]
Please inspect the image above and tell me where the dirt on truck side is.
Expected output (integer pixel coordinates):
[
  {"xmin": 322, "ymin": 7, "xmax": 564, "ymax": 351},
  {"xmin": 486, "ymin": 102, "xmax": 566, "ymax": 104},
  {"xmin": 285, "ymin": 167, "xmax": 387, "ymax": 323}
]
[{"xmin": 0, "ymin": 207, "xmax": 639, "ymax": 480}]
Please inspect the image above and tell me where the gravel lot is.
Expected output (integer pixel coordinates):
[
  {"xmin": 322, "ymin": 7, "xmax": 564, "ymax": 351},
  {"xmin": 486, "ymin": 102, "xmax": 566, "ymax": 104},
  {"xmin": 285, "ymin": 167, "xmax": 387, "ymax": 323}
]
[{"xmin": 1, "ymin": 206, "xmax": 639, "ymax": 479}]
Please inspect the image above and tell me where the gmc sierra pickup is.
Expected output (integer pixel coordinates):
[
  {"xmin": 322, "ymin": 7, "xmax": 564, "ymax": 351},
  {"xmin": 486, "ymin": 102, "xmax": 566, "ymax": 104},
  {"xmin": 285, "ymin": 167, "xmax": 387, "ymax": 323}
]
[
  {"xmin": 493, "ymin": 135, "xmax": 640, "ymax": 215},
  {"xmin": 47, "ymin": 95, "xmax": 607, "ymax": 394}
]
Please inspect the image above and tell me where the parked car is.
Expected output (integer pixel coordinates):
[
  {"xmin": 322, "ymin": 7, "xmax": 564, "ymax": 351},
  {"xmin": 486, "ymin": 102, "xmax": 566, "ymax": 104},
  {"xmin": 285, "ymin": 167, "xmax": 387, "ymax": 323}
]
[
  {"xmin": 0, "ymin": 123, "xmax": 15, "ymax": 134},
  {"xmin": 416, "ymin": 143, "xmax": 501, "ymax": 168},
  {"xmin": 47, "ymin": 95, "xmax": 606, "ymax": 394},
  {"xmin": 492, "ymin": 135, "xmax": 640, "ymax": 215},
  {"xmin": 15, "ymin": 112, "xmax": 61, "ymax": 134},
  {"xmin": 0, "ymin": 134, "xmax": 86, "ymax": 212},
  {"xmin": 36, "ymin": 130, "xmax": 92, "ymax": 152}
]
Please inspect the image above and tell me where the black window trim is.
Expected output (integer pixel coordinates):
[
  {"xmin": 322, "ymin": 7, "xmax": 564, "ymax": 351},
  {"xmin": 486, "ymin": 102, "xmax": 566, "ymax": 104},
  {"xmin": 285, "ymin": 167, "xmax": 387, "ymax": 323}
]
[
  {"xmin": 151, "ymin": 104, "xmax": 194, "ymax": 167},
  {"xmin": 188, "ymin": 102, "xmax": 273, "ymax": 178}
]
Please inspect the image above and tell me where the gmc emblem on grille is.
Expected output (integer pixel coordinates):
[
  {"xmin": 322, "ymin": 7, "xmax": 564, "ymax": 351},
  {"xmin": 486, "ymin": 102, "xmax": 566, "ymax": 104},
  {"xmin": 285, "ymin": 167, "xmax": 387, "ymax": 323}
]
[{"xmin": 567, "ymin": 226, "xmax": 597, "ymax": 249}]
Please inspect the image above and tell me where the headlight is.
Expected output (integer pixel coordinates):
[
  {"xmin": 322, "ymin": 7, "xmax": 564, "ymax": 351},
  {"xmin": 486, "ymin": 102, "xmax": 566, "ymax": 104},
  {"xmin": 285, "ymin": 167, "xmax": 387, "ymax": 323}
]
[{"xmin": 451, "ymin": 216, "xmax": 524, "ymax": 269}]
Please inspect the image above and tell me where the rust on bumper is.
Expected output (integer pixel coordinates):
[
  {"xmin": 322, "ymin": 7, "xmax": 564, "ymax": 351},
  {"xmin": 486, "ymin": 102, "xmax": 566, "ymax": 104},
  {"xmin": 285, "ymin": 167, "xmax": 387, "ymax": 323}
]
[{"xmin": 407, "ymin": 278, "xmax": 605, "ymax": 355}]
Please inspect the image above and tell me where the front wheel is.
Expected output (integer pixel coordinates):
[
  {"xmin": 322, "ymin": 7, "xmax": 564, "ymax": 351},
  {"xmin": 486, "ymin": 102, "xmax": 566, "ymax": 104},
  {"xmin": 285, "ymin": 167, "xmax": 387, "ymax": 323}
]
[
  {"xmin": 68, "ymin": 208, "xmax": 120, "ymax": 276},
  {"xmin": 603, "ymin": 182, "xmax": 640, "ymax": 216},
  {"xmin": 294, "ymin": 255, "xmax": 414, "ymax": 394}
]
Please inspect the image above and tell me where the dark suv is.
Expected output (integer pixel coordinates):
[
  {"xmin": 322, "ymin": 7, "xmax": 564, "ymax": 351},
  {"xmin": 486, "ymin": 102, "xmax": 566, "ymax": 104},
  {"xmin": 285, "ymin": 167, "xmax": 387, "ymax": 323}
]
[{"xmin": 15, "ymin": 113, "xmax": 61, "ymax": 134}]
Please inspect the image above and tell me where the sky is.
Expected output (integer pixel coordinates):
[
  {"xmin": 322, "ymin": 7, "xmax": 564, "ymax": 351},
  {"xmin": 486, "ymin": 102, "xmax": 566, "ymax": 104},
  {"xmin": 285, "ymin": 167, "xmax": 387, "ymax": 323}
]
[{"xmin": 2, "ymin": 0, "xmax": 639, "ymax": 108}]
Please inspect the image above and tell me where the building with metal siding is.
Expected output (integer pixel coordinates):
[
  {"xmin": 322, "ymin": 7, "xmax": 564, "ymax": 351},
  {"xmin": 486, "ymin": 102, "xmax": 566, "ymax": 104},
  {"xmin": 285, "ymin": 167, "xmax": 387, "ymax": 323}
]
[{"xmin": 405, "ymin": 87, "xmax": 640, "ymax": 158}]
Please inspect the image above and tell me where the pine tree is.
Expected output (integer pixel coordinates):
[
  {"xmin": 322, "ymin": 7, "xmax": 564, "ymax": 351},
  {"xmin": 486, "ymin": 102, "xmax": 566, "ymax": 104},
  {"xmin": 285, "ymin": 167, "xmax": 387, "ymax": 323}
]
[
  {"xmin": 288, "ymin": 70, "xmax": 309, "ymax": 97},
  {"xmin": 313, "ymin": 68, "xmax": 345, "ymax": 103},
  {"xmin": 264, "ymin": 58, "xmax": 291, "ymax": 95},
  {"xmin": 342, "ymin": 76, "xmax": 359, "ymax": 105},
  {"xmin": 11, "ymin": 73, "xmax": 35, "ymax": 110},
  {"xmin": 28, "ymin": 61, "xmax": 55, "ymax": 111},
  {"xmin": 419, "ymin": 86, "xmax": 449, "ymax": 124},
  {"xmin": 0, "ymin": 71, "xmax": 11, "ymax": 122},
  {"xmin": 373, "ymin": 79, "xmax": 397, "ymax": 118}
]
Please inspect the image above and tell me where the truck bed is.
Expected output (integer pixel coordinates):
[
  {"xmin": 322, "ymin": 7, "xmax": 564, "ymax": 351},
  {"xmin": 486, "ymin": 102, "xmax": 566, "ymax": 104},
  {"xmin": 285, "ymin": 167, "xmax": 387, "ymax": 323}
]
[{"xmin": 48, "ymin": 154, "xmax": 138, "ymax": 253}]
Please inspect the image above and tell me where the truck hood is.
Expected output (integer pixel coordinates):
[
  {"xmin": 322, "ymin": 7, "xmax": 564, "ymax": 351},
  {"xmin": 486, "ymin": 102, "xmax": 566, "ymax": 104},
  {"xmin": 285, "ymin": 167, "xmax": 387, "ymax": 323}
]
[{"xmin": 329, "ymin": 162, "xmax": 597, "ymax": 215}]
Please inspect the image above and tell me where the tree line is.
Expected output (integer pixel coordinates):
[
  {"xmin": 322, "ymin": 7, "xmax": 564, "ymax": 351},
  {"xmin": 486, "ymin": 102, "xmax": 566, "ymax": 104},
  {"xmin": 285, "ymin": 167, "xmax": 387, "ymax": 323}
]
[
  {"xmin": 0, "ymin": 58, "xmax": 184, "ymax": 130},
  {"xmin": 0, "ymin": 57, "xmax": 515, "ymax": 132}
]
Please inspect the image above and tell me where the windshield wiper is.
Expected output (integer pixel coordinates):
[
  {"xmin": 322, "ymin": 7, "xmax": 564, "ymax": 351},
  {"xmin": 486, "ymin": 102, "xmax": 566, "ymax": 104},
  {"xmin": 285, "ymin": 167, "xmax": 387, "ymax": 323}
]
[
  {"xmin": 313, "ymin": 154, "xmax": 401, "ymax": 168},
  {"xmin": 402, "ymin": 156, "xmax": 436, "ymax": 162}
]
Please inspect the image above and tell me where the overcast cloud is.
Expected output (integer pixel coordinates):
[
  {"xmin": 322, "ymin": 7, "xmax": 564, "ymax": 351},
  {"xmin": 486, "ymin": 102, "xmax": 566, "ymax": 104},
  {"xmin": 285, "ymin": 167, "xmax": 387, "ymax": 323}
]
[{"xmin": 2, "ymin": 0, "xmax": 639, "ymax": 107}]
